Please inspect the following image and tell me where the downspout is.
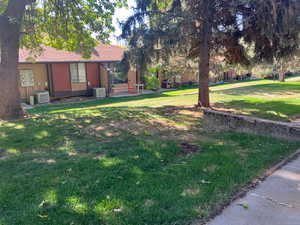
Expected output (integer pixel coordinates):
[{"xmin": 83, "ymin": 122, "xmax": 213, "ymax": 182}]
[{"xmin": 46, "ymin": 64, "xmax": 54, "ymax": 96}]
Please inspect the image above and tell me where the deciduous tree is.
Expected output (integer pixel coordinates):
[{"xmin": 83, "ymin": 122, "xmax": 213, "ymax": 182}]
[{"xmin": 0, "ymin": 0, "xmax": 124, "ymax": 119}]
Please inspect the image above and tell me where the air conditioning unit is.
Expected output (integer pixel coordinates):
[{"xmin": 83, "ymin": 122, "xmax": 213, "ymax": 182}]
[
  {"xmin": 93, "ymin": 88, "xmax": 106, "ymax": 98},
  {"xmin": 36, "ymin": 91, "xmax": 50, "ymax": 104}
]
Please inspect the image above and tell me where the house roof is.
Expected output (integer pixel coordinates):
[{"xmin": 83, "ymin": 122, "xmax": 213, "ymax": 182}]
[{"xmin": 19, "ymin": 44, "xmax": 125, "ymax": 63}]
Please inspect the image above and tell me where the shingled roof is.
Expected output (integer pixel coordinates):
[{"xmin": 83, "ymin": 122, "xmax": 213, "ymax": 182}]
[{"xmin": 19, "ymin": 44, "xmax": 124, "ymax": 63}]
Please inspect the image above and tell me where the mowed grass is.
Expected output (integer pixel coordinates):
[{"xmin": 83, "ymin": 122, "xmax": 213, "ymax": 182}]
[
  {"xmin": 286, "ymin": 76, "xmax": 300, "ymax": 82},
  {"xmin": 211, "ymin": 80, "xmax": 300, "ymax": 121},
  {"xmin": 32, "ymin": 79, "xmax": 300, "ymax": 121},
  {"xmin": 0, "ymin": 79, "xmax": 299, "ymax": 225}
]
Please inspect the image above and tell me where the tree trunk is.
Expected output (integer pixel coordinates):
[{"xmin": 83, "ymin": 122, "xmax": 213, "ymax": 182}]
[
  {"xmin": 0, "ymin": 0, "xmax": 29, "ymax": 119},
  {"xmin": 198, "ymin": 4, "xmax": 212, "ymax": 108},
  {"xmin": 278, "ymin": 61, "xmax": 287, "ymax": 82},
  {"xmin": 0, "ymin": 43, "xmax": 23, "ymax": 120},
  {"xmin": 279, "ymin": 73, "xmax": 285, "ymax": 82}
]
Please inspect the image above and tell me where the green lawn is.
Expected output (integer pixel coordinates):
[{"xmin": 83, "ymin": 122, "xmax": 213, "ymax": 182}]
[
  {"xmin": 0, "ymin": 79, "xmax": 299, "ymax": 225},
  {"xmin": 286, "ymin": 76, "xmax": 300, "ymax": 82},
  {"xmin": 210, "ymin": 80, "xmax": 300, "ymax": 121},
  {"xmin": 32, "ymin": 79, "xmax": 300, "ymax": 121}
]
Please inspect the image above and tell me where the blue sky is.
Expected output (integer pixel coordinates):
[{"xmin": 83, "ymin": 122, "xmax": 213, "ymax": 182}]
[{"xmin": 110, "ymin": 0, "xmax": 136, "ymax": 44}]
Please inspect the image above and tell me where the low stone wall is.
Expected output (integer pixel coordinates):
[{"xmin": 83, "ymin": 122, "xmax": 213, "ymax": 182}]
[{"xmin": 203, "ymin": 109, "xmax": 300, "ymax": 141}]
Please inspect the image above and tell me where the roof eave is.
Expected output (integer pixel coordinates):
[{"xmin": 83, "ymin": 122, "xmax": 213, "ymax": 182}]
[{"xmin": 18, "ymin": 60, "xmax": 122, "ymax": 64}]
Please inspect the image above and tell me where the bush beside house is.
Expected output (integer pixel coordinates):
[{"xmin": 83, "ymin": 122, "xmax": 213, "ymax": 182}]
[{"xmin": 145, "ymin": 75, "xmax": 160, "ymax": 90}]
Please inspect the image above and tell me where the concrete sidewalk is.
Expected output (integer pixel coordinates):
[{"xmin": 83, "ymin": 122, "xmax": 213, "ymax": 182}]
[{"xmin": 207, "ymin": 156, "xmax": 300, "ymax": 225}]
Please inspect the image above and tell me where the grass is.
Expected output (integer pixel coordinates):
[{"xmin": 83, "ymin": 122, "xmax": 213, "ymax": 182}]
[
  {"xmin": 0, "ymin": 79, "xmax": 299, "ymax": 225},
  {"xmin": 286, "ymin": 76, "xmax": 300, "ymax": 82},
  {"xmin": 31, "ymin": 79, "xmax": 300, "ymax": 121},
  {"xmin": 210, "ymin": 80, "xmax": 300, "ymax": 121}
]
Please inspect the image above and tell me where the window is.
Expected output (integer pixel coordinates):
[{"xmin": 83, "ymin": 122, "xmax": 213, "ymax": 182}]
[
  {"xmin": 109, "ymin": 63, "xmax": 128, "ymax": 84},
  {"xmin": 70, "ymin": 63, "xmax": 86, "ymax": 83},
  {"xmin": 20, "ymin": 70, "xmax": 34, "ymax": 87},
  {"xmin": 175, "ymin": 75, "xmax": 182, "ymax": 83}
]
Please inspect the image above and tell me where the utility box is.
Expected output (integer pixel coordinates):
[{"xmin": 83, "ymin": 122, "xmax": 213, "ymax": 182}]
[
  {"xmin": 29, "ymin": 96, "xmax": 35, "ymax": 105},
  {"xmin": 93, "ymin": 88, "xmax": 106, "ymax": 98},
  {"xmin": 36, "ymin": 91, "xmax": 50, "ymax": 104}
]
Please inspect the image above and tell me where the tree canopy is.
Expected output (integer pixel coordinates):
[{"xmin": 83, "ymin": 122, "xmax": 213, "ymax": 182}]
[
  {"xmin": 121, "ymin": 0, "xmax": 300, "ymax": 106},
  {"xmin": 0, "ymin": 0, "xmax": 125, "ymax": 57},
  {"xmin": 0, "ymin": 0, "xmax": 125, "ymax": 119}
]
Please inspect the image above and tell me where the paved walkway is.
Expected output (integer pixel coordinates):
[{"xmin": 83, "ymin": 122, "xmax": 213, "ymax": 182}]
[{"xmin": 207, "ymin": 156, "xmax": 300, "ymax": 225}]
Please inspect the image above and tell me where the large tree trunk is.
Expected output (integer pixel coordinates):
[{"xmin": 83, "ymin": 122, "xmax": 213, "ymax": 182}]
[
  {"xmin": 278, "ymin": 61, "xmax": 287, "ymax": 82},
  {"xmin": 198, "ymin": 1, "xmax": 212, "ymax": 108},
  {"xmin": 0, "ymin": 38, "xmax": 23, "ymax": 119},
  {"xmin": 279, "ymin": 73, "xmax": 286, "ymax": 82},
  {"xmin": 0, "ymin": 0, "xmax": 29, "ymax": 119}
]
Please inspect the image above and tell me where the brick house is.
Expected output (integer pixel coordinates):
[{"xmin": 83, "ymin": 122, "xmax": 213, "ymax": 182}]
[{"xmin": 18, "ymin": 44, "xmax": 137, "ymax": 102}]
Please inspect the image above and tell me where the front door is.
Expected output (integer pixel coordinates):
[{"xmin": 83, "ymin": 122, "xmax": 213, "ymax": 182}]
[{"xmin": 51, "ymin": 63, "xmax": 72, "ymax": 96}]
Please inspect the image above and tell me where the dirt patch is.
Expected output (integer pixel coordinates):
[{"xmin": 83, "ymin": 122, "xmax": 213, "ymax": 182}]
[
  {"xmin": 84, "ymin": 106, "xmax": 209, "ymax": 144},
  {"xmin": 179, "ymin": 143, "xmax": 200, "ymax": 156},
  {"xmin": 177, "ymin": 132, "xmax": 200, "ymax": 142},
  {"xmin": 85, "ymin": 117, "xmax": 190, "ymax": 138},
  {"xmin": 157, "ymin": 106, "xmax": 203, "ymax": 118},
  {"xmin": 177, "ymin": 109, "xmax": 203, "ymax": 118},
  {"xmin": 83, "ymin": 106, "xmax": 206, "ymax": 141},
  {"xmin": 156, "ymin": 106, "xmax": 179, "ymax": 115},
  {"xmin": 149, "ymin": 119, "xmax": 189, "ymax": 131}
]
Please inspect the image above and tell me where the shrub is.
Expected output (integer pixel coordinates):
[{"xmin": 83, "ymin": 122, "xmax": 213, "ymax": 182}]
[{"xmin": 145, "ymin": 75, "xmax": 161, "ymax": 90}]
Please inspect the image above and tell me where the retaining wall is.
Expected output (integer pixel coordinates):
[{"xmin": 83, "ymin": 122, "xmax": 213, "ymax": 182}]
[{"xmin": 203, "ymin": 109, "xmax": 300, "ymax": 141}]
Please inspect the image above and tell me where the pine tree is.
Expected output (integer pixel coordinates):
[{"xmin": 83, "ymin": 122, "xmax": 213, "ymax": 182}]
[{"xmin": 121, "ymin": 0, "xmax": 300, "ymax": 107}]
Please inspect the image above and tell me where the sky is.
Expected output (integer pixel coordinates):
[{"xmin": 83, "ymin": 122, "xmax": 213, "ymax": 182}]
[{"xmin": 110, "ymin": 0, "xmax": 136, "ymax": 45}]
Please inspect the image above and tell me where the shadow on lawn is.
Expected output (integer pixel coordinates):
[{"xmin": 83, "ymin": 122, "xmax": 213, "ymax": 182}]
[
  {"xmin": 213, "ymin": 83, "xmax": 300, "ymax": 96},
  {"xmin": 29, "ymin": 91, "xmax": 178, "ymax": 115},
  {"xmin": 0, "ymin": 136, "xmax": 242, "ymax": 225},
  {"xmin": 0, "ymin": 105, "xmax": 299, "ymax": 225},
  {"xmin": 214, "ymin": 99, "xmax": 300, "ymax": 121},
  {"xmin": 0, "ymin": 106, "xmax": 213, "ymax": 224},
  {"xmin": 0, "ymin": 105, "xmax": 203, "ymax": 156}
]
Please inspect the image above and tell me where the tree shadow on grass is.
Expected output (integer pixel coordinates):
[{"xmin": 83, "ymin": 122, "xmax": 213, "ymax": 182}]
[
  {"xmin": 0, "ymin": 106, "xmax": 209, "ymax": 224},
  {"xmin": 0, "ymin": 105, "xmax": 204, "ymax": 161},
  {"xmin": 29, "ymin": 91, "xmax": 178, "ymax": 115},
  {"xmin": 1, "ymin": 133, "xmax": 297, "ymax": 225},
  {"xmin": 0, "ymin": 105, "xmax": 299, "ymax": 225},
  {"xmin": 214, "ymin": 99, "xmax": 300, "ymax": 121},
  {"xmin": 213, "ymin": 83, "xmax": 300, "ymax": 96}
]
